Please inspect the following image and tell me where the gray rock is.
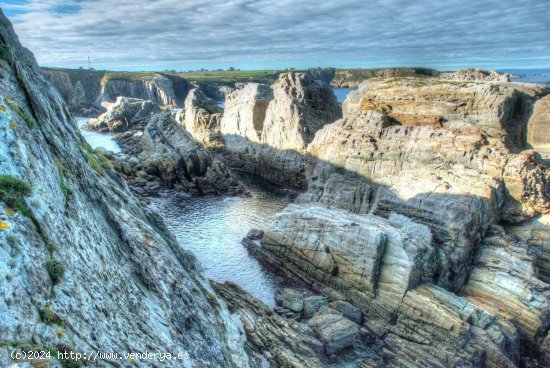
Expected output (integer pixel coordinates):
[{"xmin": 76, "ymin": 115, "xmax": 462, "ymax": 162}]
[
  {"xmin": 308, "ymin": 314, "xmax": 359, "ymax": 354},
  {"xmin": 246, "ymin": 228, "xmax": 264, "ymax": 240},
  {"xmin": 329, "ymin": 300, "xmax": 362, "ymax": 324},
  {"xmin": 303, "ymin": 296, "xmax": 328, "ymax": 317},
  {"xmin": 276, "ymin": 288, "xmax": 304, "ymax": 313}
]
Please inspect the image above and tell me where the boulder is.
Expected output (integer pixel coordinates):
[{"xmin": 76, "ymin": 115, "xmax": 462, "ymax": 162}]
[
  {"xmin": 84, "ymin": 96, "xmax": 160, "ymax": 133},
  {"xmin": 329, "ymin": 300, "xmax": 362, "ymax": 325},
  {"xmin": 276, "ymin": 288, "xmax": 304, "ymax": 313},
  {"xmin": 246, "ymin": 228, "xmax": 264, "ymax": 240},
  {"xmin": 303, "ymin": 296, "xmax": 328, "ymax": 318},
  {"xmin": 308, "ymin": 314, "xmax": 359, "ymax": 354}
]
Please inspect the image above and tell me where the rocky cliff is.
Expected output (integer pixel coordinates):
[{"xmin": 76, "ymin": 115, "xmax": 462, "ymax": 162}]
[
  {"xmin": 245, "ymin": 76, "xmax": 550, "ymax": 366},
  {"xmin": 330, "ymin": 67, "xmax": 440, "ymax": 87},
  {"xmin": 175, "ymin": 87, "xmax": 224, "ymax": 147},
  {"xmin": 220, "ymin": 72, "xmax": 341, "ymax": 188},
  {"xmin": 0, "ymin": 11, "xmax": 248, "ymax": 367},
  {"xmin": 85, "ymin": 97, "xmax": 243, "ymax": 196}
]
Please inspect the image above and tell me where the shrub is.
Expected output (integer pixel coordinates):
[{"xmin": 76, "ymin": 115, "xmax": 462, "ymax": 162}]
[
  {"xmin": 0, "ymin": 175, "xmax": 32, "ymax": 217},
  {"xmin": 86, "ymin": 153, "xmax": 103, "ymax": 173},
  {"xmin": 38, "ymin": 305, "xmax": 63, "ymax": 326},
  {"xmin": 46, "ymin": 260, "xmax": 65, "ymax": 284}
]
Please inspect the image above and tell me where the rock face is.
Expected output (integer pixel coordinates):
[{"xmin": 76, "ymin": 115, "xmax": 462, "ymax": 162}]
[
  {"xmin": 85, "ymin": 96, "xmax": 160, "ymax": 133},
  {"xmin": 249, "ymin": 76, "xmax": 550, "ymax": 366},
  {"xmin": 212, "ymin": 281, "xmax": 324, "ymax": 367},
  {"xmin": 330, "ymin": 67, "xmax": 439, "ymax": 88},
  {"xmin": 441, "ymin": 68, "xmax": 511, "ymax": 82},
  {"xmin": 175, "ymin": 87, "xmax": 224, "ymax": 147},
  {"xmin": 85, "ymin": 97, "xmax": 243, "ymax": 196},
  {"xmin": 220, "ymin": 72, "xmax": 341, "ymax": 188},
  {"xmin": 100, "ymin": 72, "xmax": 191, "ymax": 108},
  {"xmin": 0, "ymin": 10, "xmax": 248, "ymax": 367},
  {"xmin": 528, "ymin": 94, "xmax": 550, "ymax": 157}
]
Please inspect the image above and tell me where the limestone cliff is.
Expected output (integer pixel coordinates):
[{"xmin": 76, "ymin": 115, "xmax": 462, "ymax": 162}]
[
  {"xmin": 0, "ymin": 11, "xmax": 248, "ymax": 367},
  {"xmin": 220, "ymin": 72, "xmax": 341, "ymax": 188},
  {"xmin": 249, "ymin": 76, "xmax": 549, "ymax": 366},
  {"xmin": 175, "ymin": 87, "xmax": 224, "ymax": 147}
]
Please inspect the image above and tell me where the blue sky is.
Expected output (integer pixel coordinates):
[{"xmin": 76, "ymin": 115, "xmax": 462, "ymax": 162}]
[{"xmin": 1, "ymin": 0, "xmax": 549, "ymax": 71}]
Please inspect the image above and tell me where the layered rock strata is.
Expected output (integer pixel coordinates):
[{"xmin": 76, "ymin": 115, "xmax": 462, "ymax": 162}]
[
  {"xmin": 248, "ymin": 76, "xmax": 550, "ymax": 365},
  {"xmin": 220, "ymin": 72, "xmax": 341, "ymax": 188},
  {"xmin": 175, "ymin": 87, "xmax": 224, "ymax": 147},
  {"xmin": 0, "ymin": 10, "xmax": 248, "ymax": 367},
  {"xmin": 85, "ymin": 97, "xmax": 243, "ymax": 196}
]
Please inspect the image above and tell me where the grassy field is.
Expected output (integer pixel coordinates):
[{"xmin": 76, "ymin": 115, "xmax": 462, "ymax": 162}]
[{"xmin": 177, "ymin": 70, "xmax": 282, "ymax": 83}]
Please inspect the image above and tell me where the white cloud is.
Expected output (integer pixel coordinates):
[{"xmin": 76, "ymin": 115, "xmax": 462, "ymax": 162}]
[{"xmin": 1, "ymin": 0, "xmax": 549, "ymax": 70}]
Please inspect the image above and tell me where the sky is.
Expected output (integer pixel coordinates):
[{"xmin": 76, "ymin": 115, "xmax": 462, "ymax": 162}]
[{"xmin": 1, "ymin": 0, "xmax": 549, "ymax": 71}]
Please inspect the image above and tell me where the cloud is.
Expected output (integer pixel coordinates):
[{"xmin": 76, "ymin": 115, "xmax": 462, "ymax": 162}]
[{"xmin": 1, "ymin": 0, "xmax": 549, "ymax": 70}]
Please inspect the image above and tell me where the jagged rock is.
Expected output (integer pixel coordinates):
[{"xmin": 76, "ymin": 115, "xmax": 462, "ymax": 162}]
[
  {"xmin": 84, "ymin": 97, "xmax": 244, "ymax": 196},
  {"xmin": 246, "ymin": 228, "xmax": 264, "ymax": 240},
  {"xmin": 84, "ymin": 96, "xmax": 160, "ymax": 133},
  {"xmin": 0, "ymin": 10, "xmax": 247, "ymax": 367},
  {"xmin": 308, "ymin": 314, "xmax": 359, "ymax": 354},
  {"xmin": 381, "ymin": 285, "xmax": 520, "ymax": 368},
  {"xmin": 528, "ymin": 94, "xmax": 550, "ymax": 157},
  {"xmin": 276, "ymin": 288, "xmax": 305, "ymax": 313},
  {"xmin": 176, "ymin": 87, "xmax": 224, "ymax": 147},
  {"xmin": 220, "ymin": 72, "xmax": 341, "ymax": 188},
  {"xmin": 461, "ymin": 225, "xmax": 550, "ymax": 350},
  {"xmin": 303, "ymin": 296, "xmax": 328, "ymax": 317},
  {"xmin": 440, "ymin": 68, "xmax": 511, "ymax": 82},
  {"xmin": 329, "ymin": 300, "xmax": 362, "ymax": 324},
  {"xmin": 212, "ymin": 281, "xmax": 324, "ymax": 367},
  {"xmin": 247, "ymin": 75, "xmax": 549, "ymax": 365},
  {"xmin": 99, "ymin": 73, "xmax": 185, "ymax": 108},
  {"xmin": 262, "ymin": 205, "xmax": 436, "ymax": 319}
]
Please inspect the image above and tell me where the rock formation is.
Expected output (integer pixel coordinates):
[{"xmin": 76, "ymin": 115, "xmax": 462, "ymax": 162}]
[
  {"xmin": 243, "ymin": 76, "xmax": 550, "ymax": 365},
  {"xmin": 220, "ymin": 72, "xmax": 341, "ymax": 188},
  {"xmin": 174, "ymin": 87, "xmax": 224, "ymax": 147},
  {"xmin": 0, "ymin": 10, "xmax": 248, "ymax": 367},
  {"xmin": 528, "ymin": 94, "xmax": 550, "ymax": 158},
  {"xmin": 84, "ymin": 97, "xmax": 243, "ymax": 196},
  {"xmin": 441, "ymin": 68, "xmax": 511, "ymax": 82},
  {"xmin": 330, "ymin": 67, "xmax": 439, "ymax": 88}
]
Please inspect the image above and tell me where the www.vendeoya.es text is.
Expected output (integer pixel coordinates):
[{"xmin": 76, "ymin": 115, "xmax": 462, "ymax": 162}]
[{"xmin": 11, "ymin": 349, "xmax": 190, "ymax": 363}]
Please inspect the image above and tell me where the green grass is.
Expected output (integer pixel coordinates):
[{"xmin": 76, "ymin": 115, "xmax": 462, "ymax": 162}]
[
  {"xmin": 0, "ymin": 175, "xmax": 32, "ymax": 217},
  {"xmin": 3, "ymin": 97, "xmax": 36, "ymax": 129},
  {"xmin": 39, "ymin": 305, "xmax": 64, "ymax": 326},
  {"xmin": 178, "ymin": 69, "xmax": 280, "ymax": 83}
]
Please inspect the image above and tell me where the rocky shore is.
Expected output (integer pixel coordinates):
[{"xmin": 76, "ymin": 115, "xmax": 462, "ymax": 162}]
[
  {"xmin": 228, "ymin": 73, "xmax": 550, "ymax": 366},
  {"xmin": 83, "ymin": 97, "xmax": 244, "ymax": 196}
]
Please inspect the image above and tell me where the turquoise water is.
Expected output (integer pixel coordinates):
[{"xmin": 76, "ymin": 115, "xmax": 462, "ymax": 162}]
[
  {"xmin": 333, "ymin": 88, "xmax": 356, "ymax": 103},
  {"xmin": 149, "ymin": 173, "xmax": 295, "ymax": 306},
  {"xmin": 76, "ymin": 117, "xmax": 121, "ymax": 153},
  {"xmin": 511, "ymin": 73, "xmax": 550, "ymax": 87}
]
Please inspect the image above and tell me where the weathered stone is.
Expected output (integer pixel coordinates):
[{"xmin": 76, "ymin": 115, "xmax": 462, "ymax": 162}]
[
  {"xmin": 176, "ymin": 87, "xmax": 224, "ymax": 147},
  {"xmin": 0, "ymin": 12, "xmax": 247, "ymax": 367},
  {"xmin": 303, "ymin": 296, "xmax": 328, "ymax": 317},
  {"xmin": 220, "ymin": 72, "xmax": 341, "ymax": 188},
  {"xmin": 329, "ymin": 300, "xmax": 362, "ymax": 324},
  {"xmin": 276, "ymin": 288, "xmax": 304, "ymax": 313},
  {"xmin": 212, "ymin": 281, "xmax": 324, "ymax": 367},
  {"xmin": 246, "ymin": 228, "xmax": 264, "ymax": 240},
  {"xmin": 528, "ymin": 94, "xmax": 550, "ymax": 158},
  {"xmin": 308, "ymin": 314, "xmax": 359, "ymax": 354}
]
